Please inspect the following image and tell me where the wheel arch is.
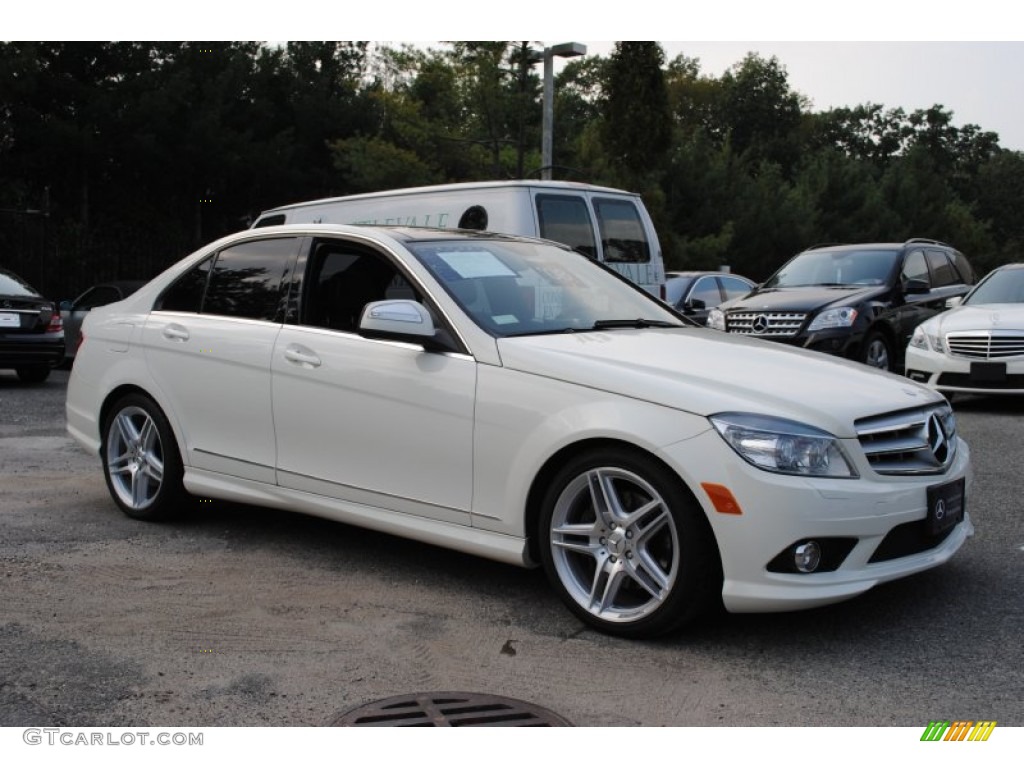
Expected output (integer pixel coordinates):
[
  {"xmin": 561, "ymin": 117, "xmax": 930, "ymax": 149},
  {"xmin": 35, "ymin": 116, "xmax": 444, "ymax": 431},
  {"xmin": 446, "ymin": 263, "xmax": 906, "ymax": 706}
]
[{"xmin": 99, "ymin": 384, "xmax": 187, "ymax": 465}]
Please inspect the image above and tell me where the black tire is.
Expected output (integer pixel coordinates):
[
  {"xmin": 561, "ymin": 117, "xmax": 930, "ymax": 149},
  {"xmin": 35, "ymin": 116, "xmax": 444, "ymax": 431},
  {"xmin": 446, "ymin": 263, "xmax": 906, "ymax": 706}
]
[
  {"xmin": 537, "ymin": 447, "xmax": 722, "ymax": 638},
  {"xmin": 15, "ymin": 366, "xmax": 51, "ymax": 383},
  {"xmin": 101, "ymin": 393, "xmax": 188, "ymax": 521},
  {"xmin": 860, "ymin": 330, "xmax": 893, "ymax": 371}
]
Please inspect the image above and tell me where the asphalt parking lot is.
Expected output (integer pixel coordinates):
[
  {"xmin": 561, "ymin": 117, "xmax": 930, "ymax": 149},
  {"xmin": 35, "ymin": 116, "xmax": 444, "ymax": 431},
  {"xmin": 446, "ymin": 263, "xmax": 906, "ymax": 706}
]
[{"xmin": 1, "ymin": 369, "xmax": 1022, "ymax": 727}]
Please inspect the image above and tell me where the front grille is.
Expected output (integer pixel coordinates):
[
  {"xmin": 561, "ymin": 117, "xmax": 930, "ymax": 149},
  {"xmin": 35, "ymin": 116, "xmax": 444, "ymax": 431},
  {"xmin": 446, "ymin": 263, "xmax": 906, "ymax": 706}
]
[
  {"xmin": 855, "ymin": 404, "xmax": 957, "ymax": 475},
  {"xmin": 725, "ymin": 311, "xmax": 807, "ymax": 337},
  {"xmin": 946, "ymin": 330, "xmax": 1024, "ymax": 359}
]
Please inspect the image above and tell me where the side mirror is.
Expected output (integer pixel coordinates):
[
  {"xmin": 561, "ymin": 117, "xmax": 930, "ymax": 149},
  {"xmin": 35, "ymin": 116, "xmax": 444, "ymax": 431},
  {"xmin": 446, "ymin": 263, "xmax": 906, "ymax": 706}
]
[
  {"xmin": 359, "ymin": 300, "xmax": 438, "ymax": 345},
  {"xmin": 903, "ymin": 278, "xmax": 929, "ymax": 295},
  {"xmin": 684, "ymin": 298, "xmax": 707, "ymax": 312}
]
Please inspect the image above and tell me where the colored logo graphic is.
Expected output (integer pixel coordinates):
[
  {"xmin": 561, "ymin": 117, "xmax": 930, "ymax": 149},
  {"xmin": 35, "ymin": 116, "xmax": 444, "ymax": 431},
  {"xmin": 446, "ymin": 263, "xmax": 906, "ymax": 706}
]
[{"xmin": 920, "ymin": 720, "xmax": 996, "ymax": 741}]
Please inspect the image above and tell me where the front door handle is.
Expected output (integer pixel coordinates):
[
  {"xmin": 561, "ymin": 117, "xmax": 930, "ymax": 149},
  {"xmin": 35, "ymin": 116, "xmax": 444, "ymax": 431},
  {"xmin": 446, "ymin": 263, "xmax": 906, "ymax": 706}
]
[{"xmin": 284, "ymin": 344, "xmax": 322, "ymax": 368}]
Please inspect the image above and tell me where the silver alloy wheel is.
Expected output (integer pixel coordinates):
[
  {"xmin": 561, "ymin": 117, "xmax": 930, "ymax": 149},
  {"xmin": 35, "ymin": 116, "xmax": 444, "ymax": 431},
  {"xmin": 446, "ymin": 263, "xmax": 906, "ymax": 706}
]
[
  {"xmin": 549, "ymin": 466, "xmax": 679, "ymax": 624},
  {"xmin": 864, "ymin": 337, "xmax": 891, "ymax": 370},
  {"xmin": 105, "ymin": 405, "xmax": 166, "ymax": 510}
]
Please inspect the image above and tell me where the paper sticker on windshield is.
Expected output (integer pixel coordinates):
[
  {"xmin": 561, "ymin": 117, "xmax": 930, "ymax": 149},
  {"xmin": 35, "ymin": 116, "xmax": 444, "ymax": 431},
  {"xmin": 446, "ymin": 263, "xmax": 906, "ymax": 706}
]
[
  {"xmin": 438, "ymin": 251, "xmax": 517, "ymax": 279},
  {"xmin": 492, "ymin": 314, "xmax": 519, "ymax": 325}
]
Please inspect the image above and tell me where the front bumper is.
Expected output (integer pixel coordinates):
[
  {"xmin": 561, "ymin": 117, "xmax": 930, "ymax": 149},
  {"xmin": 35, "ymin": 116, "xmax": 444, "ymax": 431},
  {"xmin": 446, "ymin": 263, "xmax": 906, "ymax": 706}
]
[
  {"xmin": 662, "ymin": 429, "xmax": 973, "ymax": 613},
  {"xmin": 906, "ymin": 345, "xmax": 1024, "ymax": 395}
]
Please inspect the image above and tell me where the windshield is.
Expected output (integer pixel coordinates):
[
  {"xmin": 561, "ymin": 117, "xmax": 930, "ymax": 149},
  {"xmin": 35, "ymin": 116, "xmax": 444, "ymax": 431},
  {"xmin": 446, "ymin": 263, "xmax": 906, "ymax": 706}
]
[
  {"xmin": 0, "ymin": 268, "xmax": 40, "ymax": 297},
  {"xmin": 407, "ymin": 239, "xmax": 682, "ymax": 337},
  {"xmin": 965, "ymin": 267, "xmax": 1024, "ymax": 305},
  {"xmin": 763, "ymin": 249, "xmax": 900, "ymax": 289}
]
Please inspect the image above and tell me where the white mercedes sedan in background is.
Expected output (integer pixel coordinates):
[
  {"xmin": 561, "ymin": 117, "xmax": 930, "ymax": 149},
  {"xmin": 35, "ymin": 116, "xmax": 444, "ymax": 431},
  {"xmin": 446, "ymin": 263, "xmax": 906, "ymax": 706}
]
[
  {"xmin": 67, "ymin": 224, "xmax": 973, "ymax": 637},
  {"xmin": 907, "ymin": 262, "xmax": 1024, "ymax": 396}
]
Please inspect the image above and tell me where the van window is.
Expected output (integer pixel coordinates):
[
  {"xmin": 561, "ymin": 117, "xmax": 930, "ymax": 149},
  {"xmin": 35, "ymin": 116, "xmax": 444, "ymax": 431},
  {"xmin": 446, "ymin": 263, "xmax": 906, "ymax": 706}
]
[
  {"xmin": 535, "ymin": 194, "xmax": 597, "ymax": 259},
  {"xmin": 593, "ymin": 197, "xmax": 651, "ymax": 264},
  {"xmin": 253, "ymin": 214, "xmax": 286, "ymax": 228}
]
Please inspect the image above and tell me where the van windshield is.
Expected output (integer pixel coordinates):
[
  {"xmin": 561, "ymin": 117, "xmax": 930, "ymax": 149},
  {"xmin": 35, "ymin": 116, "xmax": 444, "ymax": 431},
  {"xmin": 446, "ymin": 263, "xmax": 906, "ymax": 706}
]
[{"xmin": 407, "ymin": 239, "xmax": 682, "ymax": 337}]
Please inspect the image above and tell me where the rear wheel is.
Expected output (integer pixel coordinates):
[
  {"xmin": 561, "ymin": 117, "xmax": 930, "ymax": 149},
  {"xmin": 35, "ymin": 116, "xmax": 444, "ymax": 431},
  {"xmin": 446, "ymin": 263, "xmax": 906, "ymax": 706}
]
[
  {"xmin": 15, "ymin": 366, "xmax": 50, "ymax": 383},
  {"xmin": 101, "ymin": 393, "xmax": 188, "ymax": 521},
  {"xmin": 538, "ymin": 447, "xmax": 721, "ymax": 638}
]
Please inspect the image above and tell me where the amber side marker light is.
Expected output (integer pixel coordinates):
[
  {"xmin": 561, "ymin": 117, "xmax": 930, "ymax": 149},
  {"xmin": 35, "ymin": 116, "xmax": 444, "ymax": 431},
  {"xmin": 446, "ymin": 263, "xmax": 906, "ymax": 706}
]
[{"xmin": 701, "ymin": 483, "xmax": 743, "ymax": 515}]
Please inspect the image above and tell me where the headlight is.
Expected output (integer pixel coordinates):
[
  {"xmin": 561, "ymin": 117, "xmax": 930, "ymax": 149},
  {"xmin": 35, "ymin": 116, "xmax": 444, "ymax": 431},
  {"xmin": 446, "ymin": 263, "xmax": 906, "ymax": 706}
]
[
  {"xmin": 806, "ymin": 307, "xmax": 857, "ymax": 332},
  {"xmin": 909, "ymin": 325, "xmax": 944, "ymax": 352},
  {"xmin": 710, "ymin": 413, "xmax": 858, "ymax": 478},
  {"xmin": 707, "ymin": 308, "xmax": 726, "ymax": 331}
]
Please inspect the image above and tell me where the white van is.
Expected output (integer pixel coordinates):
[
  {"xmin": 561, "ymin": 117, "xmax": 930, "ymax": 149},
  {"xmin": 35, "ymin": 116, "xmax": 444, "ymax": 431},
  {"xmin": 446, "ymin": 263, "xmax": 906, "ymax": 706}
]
[{"xmin": 252, "ymin": 180, "xmax": 666, "ymax": 296}]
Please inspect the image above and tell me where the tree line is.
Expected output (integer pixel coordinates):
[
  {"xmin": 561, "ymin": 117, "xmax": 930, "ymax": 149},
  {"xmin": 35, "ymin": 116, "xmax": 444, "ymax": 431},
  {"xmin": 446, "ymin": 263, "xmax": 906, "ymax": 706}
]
[{"xmin": 1, "ymin": 41, "xmax": 1021, "ymax": 299}]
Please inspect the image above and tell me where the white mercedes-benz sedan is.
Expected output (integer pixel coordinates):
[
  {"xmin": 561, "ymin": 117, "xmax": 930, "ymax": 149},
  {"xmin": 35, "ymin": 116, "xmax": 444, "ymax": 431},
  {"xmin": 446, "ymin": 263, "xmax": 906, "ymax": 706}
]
[
  {"xmin": 67, "ymin": 225, "xmax": 973, "ymax": 637},
  {"xmin": 907, "ymin": 262, "xmax": 1024, "ymax": 396}
]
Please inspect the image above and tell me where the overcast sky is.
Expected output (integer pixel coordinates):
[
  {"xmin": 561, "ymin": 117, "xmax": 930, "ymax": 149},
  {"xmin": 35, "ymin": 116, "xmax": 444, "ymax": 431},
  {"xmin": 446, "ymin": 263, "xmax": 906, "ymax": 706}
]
[{"xmin": 16, "ymin": 2, "xmax": 1024, "ymax": 149}]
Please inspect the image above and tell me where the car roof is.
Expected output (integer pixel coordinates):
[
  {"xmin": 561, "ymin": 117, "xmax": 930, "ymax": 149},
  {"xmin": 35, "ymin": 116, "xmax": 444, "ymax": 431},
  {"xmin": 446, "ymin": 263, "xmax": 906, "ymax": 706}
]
[{"xmin": 803, "ymin": 239, "xmax": 955, "ymax": 253}]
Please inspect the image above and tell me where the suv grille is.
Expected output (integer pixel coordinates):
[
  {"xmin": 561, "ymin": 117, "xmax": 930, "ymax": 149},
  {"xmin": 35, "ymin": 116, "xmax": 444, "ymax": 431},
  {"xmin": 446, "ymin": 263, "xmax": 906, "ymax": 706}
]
[
  {"xmin": 726, "ymin": 311, "xmax": 807, "ymax": 337},
  {"xmin": 946, "ymin": 330, "xmax": 1024, "ymax": 359},
  {"xmin": 855, "ymin": 404, "xmax": 957, "ymax": 475}
]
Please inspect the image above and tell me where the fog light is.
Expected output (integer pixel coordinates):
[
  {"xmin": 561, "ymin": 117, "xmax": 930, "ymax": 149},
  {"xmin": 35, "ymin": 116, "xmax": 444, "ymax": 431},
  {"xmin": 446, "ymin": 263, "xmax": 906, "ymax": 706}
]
[{"xmin": 794, "ymin": 541, "xmax": 822, "ymax": 573}]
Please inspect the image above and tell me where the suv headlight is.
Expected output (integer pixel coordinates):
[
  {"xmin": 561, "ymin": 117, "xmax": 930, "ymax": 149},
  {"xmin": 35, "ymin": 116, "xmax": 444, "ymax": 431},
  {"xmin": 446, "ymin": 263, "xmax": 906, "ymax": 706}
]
[
  {"xmin": 807, "ymin": 307, "xmax": 858, "ymax": 332},
  {"xmin": 909, "ymin": 325, "xmax": 944, "ymax": 353},
  {"xmin": 707, "ymin": 308, "xmax": 726, "ymax": 331},
  {"xmin": 710, "ymin": 413, "xmax": 858, "ymax": 478}
]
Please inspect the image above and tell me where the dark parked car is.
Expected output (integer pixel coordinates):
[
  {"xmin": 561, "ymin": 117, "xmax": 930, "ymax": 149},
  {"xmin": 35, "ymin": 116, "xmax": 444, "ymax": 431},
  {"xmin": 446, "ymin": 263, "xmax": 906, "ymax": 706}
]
[
  {"xmin": 61, "ymin": 280, "xmax": 146, "ymax": 361},
  {"xmin": 707, "ymin": 239, "xmax": 976, "ymax": 371},
  {"xmin": 0, "ymin": 266, "xmax": 64, "ymax": 382},
  {"xmin": 664, "ymin": 271, "xmax": 756, "ymax": 325}
]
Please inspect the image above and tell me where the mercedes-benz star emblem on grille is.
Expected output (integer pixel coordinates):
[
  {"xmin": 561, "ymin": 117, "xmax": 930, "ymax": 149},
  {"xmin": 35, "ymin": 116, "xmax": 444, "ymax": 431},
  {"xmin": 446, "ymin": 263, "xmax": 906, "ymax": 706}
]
[
  {"xmin": 927, "ymin": 412, "xmax": 949, "ymax": 464},
  {"xmin": 752, "ymin": 314, "xmax": 769, "ymax": 334}
]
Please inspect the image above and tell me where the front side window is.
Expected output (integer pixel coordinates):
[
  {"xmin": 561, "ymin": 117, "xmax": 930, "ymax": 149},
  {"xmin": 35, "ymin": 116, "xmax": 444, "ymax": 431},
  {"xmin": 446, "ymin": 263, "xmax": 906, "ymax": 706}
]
[
  {"xmin": 901, "ymin": 250, "xmax": 930, "ymax": 287},
  {"xmin": 720, "ymin": 276, "xmax": 753, "ymax": 300},
  {"xmin": 688, "ymin": 276, "xmax": 722, "ymax": 307},
  {"xmin": 593, "ymin": 197, "xmax": 651, "ymax": 264},
  {"xmin": 303, "ymin": 239, "xmax": 420, "ymax": 333},
  {"xmin": 73, "ymin": 285, "xmax": 121, "ymax": 311},
  {"xmin": 536, "ymin": 194, "xmax": 597, "ymax": 259}
]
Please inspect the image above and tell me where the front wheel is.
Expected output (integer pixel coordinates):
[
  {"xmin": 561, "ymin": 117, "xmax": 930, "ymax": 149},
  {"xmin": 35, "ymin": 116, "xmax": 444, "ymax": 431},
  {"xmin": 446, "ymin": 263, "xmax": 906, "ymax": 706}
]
[
  {"xmin": 538, "ymin": 448, "xmax": 721, "ymax": 638},
  {"xmin": 101, "ymin": 393, "xmax": 188, "ymax": 521},
  {"xmin": 860, "ymin": 331, "xmax": 893, "ymax": 371}
]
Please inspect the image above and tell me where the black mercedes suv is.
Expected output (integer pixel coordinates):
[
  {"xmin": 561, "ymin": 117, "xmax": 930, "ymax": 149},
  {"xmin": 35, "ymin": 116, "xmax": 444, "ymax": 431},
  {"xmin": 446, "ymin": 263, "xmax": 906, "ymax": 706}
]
[
  {"xmin": 0, "ymin": 267, "xmax": 65, "ymax": 383},
  {"xmin": 707, "ymin": 239, "xmax": 976, "ymax": 372}
]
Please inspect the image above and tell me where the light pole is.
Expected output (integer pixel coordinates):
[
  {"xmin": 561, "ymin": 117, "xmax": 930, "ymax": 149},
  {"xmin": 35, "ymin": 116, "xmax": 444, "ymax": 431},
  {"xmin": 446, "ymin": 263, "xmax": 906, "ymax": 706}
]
[{"xmin": 530, "ymin": 42, "xmax": 587, "ymax": 180}]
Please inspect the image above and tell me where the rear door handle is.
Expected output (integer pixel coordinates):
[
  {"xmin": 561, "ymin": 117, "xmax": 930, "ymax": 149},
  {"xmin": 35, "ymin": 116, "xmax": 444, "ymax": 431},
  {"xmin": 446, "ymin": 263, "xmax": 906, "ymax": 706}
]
[
  {"xmin": 162, "ymin": 323, "xmax": 189, "ymax": 341},
  {"xmin": 284, "ymin": 344, "xmax": 321, "ymax": 368}
]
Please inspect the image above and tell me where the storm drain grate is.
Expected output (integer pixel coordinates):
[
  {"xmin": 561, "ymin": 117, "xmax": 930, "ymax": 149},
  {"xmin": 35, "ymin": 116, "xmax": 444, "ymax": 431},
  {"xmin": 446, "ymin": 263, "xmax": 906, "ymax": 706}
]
[{"xmin": 330, "ymin": 691, "xmax": 573, "ymax": 727}]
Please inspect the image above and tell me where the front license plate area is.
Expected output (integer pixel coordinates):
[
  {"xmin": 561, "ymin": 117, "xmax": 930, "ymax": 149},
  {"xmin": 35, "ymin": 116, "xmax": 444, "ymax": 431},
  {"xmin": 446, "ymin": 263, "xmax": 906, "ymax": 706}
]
[
  {"xmin": 970, "ymin": 361, "xmax": 1007, "ymax": 384},
  {"xmin": 926, "ymin": 478, "xmax": 965, "ymax": 536}
]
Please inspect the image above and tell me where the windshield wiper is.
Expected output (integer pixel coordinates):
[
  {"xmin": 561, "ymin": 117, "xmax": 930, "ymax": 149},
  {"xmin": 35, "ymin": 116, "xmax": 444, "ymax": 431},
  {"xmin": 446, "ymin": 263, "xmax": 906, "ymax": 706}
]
[{"xmin": 592, "ymin": 318, "xmax": 680, "ymax": 330}]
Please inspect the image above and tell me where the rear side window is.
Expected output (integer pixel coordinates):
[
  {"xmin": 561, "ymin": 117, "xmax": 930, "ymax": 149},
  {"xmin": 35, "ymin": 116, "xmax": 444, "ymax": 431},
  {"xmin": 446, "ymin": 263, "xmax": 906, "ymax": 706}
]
[
  {"xmin": 536, "ymin": 194, "xmax": 597, "ymax": 258},
  {"xmin": 593, "ymin": 197, "xmax": 650, "ymax": 264},
  {"xmin": 157, "ymin": 238, "xmax": 297, "ymax": 320},
  {"xmin": 926, "ymin": 249, "xmax": 958, "ymax": 287}
]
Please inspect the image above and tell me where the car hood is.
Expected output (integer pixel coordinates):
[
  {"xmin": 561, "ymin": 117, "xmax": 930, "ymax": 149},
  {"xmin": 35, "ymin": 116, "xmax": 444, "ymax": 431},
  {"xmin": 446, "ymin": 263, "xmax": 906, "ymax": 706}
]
[
  {"xmin": 722, "ymin": 285, "xmax": 885, "ymax": 313},
  {"xmin": 497, "ymin": 328, "xmax": 940, "ymax": 438},
  {"xmin": 926, "ymin": 303, "xmax": 1024, "ymax": 333}
]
